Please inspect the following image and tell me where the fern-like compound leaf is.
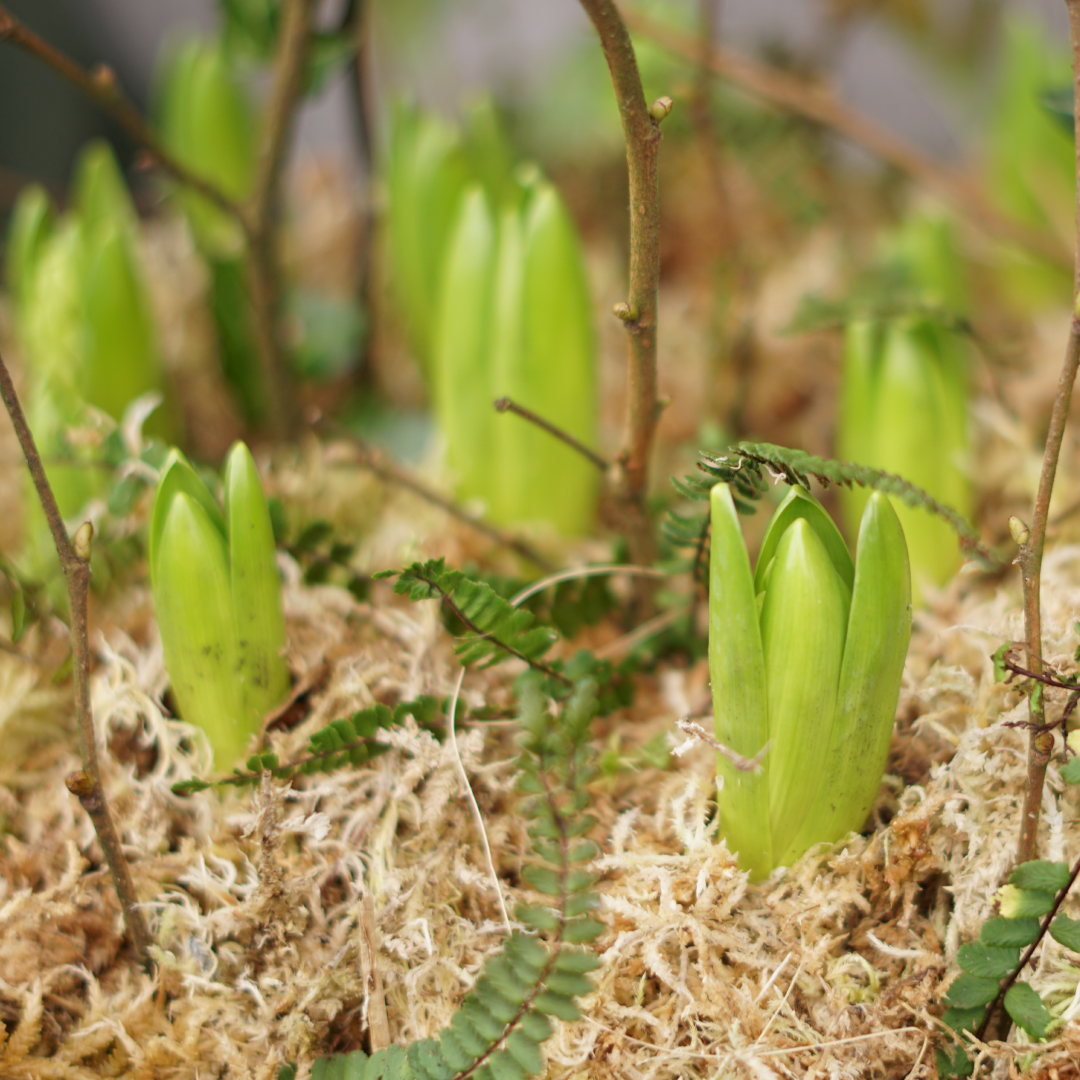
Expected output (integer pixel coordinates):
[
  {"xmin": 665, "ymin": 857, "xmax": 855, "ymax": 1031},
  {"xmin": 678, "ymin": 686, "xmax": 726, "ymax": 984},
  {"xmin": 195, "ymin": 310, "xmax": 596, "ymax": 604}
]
[
  {"xmin": 666, "ymin": 442, "xmax": 1004, "ymax": 575},
  {"xmin": 485, "ymin": 1049, "xmax": 526, "ymax": 1080},
  {"xmin": 377, "ymin": 558, "xmax": 563, "ymax": 679},
  {"xmin": 297, "ymin": 659, "xmax": 604, "ymax": 1080}
]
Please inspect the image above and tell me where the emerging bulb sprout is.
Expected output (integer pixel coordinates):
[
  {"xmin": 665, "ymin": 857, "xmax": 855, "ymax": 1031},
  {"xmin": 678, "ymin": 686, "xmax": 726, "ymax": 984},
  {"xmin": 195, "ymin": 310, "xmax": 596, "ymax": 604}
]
[{"xmin": 710, "ymin": 483, "xmax": 911, "ymax": 878}]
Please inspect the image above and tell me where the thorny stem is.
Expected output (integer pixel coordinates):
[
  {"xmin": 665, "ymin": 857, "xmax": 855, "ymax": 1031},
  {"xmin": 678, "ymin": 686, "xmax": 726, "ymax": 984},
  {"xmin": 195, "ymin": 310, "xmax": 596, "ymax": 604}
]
[
  {"xmin": 0, "ymin": 349, "xmax": 153, "ymax": 972},
  {"xmin": 246, "ymin": 0, "xmax": 318, "ymax": 439},
  {"xmin": 621, "ymin": 3, "xmax": 1070, "ymax": 267},
  {"xmin": 578, "ymin": 0, "xmax": 664, "ymax": 591},
  {"xmin": 1014, "ymin": 0, "xmax": 1080, "ymax": 865},
  {"xmin": 0, "ymin": 4, "xmax": 241, "ymax": 223}
]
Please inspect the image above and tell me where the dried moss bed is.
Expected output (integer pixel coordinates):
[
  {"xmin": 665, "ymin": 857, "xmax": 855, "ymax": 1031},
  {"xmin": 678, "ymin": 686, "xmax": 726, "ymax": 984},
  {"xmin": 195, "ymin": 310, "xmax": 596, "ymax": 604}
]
[{"xmin": 3, "ymin": 466, "xmax": 1080, "ymax": 1080}]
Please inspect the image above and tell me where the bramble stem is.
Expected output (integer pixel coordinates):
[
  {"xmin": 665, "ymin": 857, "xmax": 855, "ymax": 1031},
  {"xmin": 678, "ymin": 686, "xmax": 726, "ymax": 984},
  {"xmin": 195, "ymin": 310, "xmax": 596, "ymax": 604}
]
[
  {"xmin": 1015, "ymin": 0, "xmax": 1080, "ymax": 864},
  {"xmin": 0, "ymin": 348, "xmax": 153, "ymax": 971},
  {"xmin": 578, "ymin": 0, "xmax": 663, "ymax": 585}
]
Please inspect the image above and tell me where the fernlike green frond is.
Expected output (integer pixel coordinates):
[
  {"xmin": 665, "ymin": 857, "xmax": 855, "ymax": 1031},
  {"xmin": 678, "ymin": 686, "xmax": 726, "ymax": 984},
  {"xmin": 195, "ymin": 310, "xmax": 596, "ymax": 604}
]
[
  {"xmin": 223, "ymin": 442, "xmax": 289, "ymax": 725},
  {"xmin": 377, "ymin": 559, "xmax": 558, "ymax": 671},
  {"xmin": 295, "ymin": 621, "xmax": 604, "ymax": 1080},
  {"xmin": 722, "ymin": 442, "xmax": 998, "ymax": 569},
  {"xmin": 709, "ymin": 484, "xmax": 771, "ymax": 879}
]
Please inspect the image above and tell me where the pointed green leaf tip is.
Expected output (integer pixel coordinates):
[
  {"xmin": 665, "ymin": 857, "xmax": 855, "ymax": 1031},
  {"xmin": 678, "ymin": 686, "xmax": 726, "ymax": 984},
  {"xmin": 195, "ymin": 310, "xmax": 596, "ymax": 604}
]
[
  {"xmin": 710, "ymin": 483, "xmax": 911, "ymax": 877},
  {"xmin": 151, "ymin": 442, "xmax": 288, "ymax": 769}
]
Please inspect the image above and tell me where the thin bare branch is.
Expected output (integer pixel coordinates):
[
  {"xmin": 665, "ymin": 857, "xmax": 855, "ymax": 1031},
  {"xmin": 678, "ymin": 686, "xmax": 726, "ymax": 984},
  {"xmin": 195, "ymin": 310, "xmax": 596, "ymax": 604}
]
[
  {"xmin": 0, "ymin": 4, "xmax": 242, "ymax": 224},
  {"xmin": 0, "ymin": 347, "xmax": 153, "ymax": 970},
  {"xmin": 495, "ymin": 397, "xmax": 609, "ymax": 472},
  {"xmin": 245, "ymin": 0, "xmax": 319, "ymax": 439},
  {"xmin": 620, "ymin": 3, "xmax": 1070, "ymax": 267},
  {"xmin": 313, "ymin": 416, "xmax": 555, "ymax": 570},
  {"xmin": 578, "ymin": 0, "xmax": 665, "ymax": 598},
  {"xmin": 1014, "ymin": 0, "xmax": 1080, "ymax": 864}
]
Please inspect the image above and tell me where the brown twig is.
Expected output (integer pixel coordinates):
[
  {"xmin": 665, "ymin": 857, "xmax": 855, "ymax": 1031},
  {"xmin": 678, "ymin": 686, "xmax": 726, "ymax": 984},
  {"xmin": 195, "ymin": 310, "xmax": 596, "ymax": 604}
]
[
  {"xmin": 1014, "ymin": 0, "xmax": 1080, "ymax": 865},
  {"xmin": 578, "ymin": 0, "xmax": 665, "ymax": 599},
  {"xmin": 494, "ymin": 397, "xmax": 610, "ymax": 472},
  {"xmin": 0, "ymin": 2, "xmax": 313, "ymax": 441},
  {"xmin": 0, "ymin": 4, "xmax": 242, "ymax": 224},
  {"xmin": 619, "ymin": 3, "xmax": 1070, "ymax": 267},
  {"xmin": 312, "ymin": 415, "xmax": 554, "ymax": 570},
  {"xmin": 245, "ymin": 0, "xmax": 318, "ymax": 440},
  {"xmin": 0, "ymin": 348, "xmax": 153, "ymax": 971}
]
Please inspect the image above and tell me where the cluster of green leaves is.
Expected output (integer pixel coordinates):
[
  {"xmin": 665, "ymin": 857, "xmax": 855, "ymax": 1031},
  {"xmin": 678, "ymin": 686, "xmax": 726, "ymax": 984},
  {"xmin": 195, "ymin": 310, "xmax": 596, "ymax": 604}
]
[
  {"xmin": 376, "ymin": 558, "xmax": 561, "ymax": 674},
  {"xmin": 281, "ymin": 676, "xmax": 603, "ymax": 1080},
  {"xmin": 218, "ymin": 0, "xmax": 356, "ymax": 95},
  {"xmin": 375, "ymin": 559, "xmax": 635, "ymax": 714},
  {"xmin": 939, "ymin": 859, "xmax": 1080, "ymax": 1076},
  {"xmin": 274, "ymin": 513, "xmax": 370, "ymax": 602},
  {"xmin": 170, "ymin": 700, "xmax": 435, "ymax": 795},
  {"xmin": 663, "ymin": 442, "xmax": 1000, "ymax": 586}
]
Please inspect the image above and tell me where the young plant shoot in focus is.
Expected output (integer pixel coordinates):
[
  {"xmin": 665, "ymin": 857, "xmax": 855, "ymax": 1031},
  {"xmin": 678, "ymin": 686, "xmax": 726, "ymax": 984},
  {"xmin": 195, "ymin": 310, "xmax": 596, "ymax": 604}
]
[
  {"xmin": 710, "ymin": 483, "xmax": 911, "ymax": 878},
  {"xmin": 150, "ymin": 442, "xmax": 289, "ymax": 770}
]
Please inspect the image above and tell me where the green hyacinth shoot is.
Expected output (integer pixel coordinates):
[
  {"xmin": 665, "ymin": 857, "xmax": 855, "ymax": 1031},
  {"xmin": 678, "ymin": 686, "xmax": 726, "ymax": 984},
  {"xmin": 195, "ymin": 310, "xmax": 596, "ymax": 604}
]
[
  {"xmin": 151, "ymin": 443, "xmax": 289, "ymax": 770},
  {"xmin": 838, "ymin": 315, "xmax": 971, "ymax": 604},
  {"xmin": 710, "ymin": 483, "xmax": 911, "ymax": 879},
  {"xmin": 433, "ymin": 174, "xmax": 596, "ymax": 536},
  {"xmin": 11, "ymin": 141, "xmax": 169, "ymax": 438},
  {"xmin": 157, "ymin": 36, "xmax": 257, "ymax": 256},
  {"xmin": 7, "ymin": 142, "xmax": 171, "ymax": 594}
]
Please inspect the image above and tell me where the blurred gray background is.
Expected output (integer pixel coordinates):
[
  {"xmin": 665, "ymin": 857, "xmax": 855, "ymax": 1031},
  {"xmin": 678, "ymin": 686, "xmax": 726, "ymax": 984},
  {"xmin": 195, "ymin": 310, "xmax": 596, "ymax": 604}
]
[{"xmin": 0, "ymin": 0, "xmax": 1070, "ymax": 204}]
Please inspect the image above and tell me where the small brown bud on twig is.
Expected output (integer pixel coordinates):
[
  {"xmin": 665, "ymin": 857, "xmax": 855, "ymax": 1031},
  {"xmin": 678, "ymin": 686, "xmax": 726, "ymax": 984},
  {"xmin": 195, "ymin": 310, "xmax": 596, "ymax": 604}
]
[
  {"xmin": 90, "ymin": 63, "xmax": 118, "ymax": 92},
  {"xmin": 66, "ymin": 770, "xmax": 95, "ymax": 798},
  {"xmin": 612, "ymin": 301, "xmax": 639, "ymax": 322}
]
